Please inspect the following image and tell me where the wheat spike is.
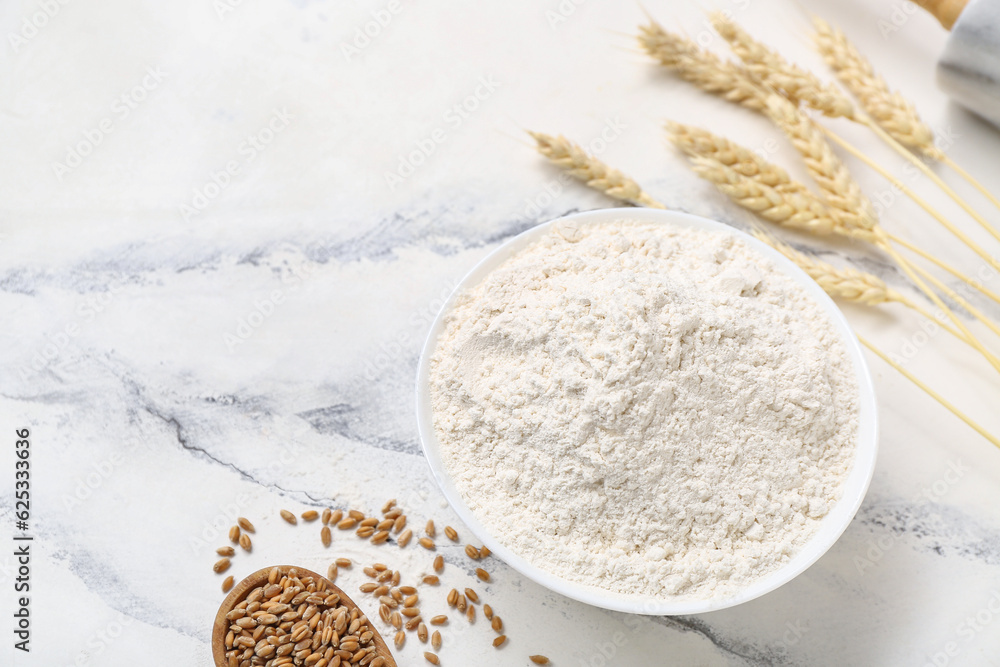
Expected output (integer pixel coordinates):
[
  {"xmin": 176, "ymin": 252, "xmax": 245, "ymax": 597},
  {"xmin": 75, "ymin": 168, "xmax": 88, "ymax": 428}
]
[
  {"xmin": 686, "ymin": 155, "xmax": 865, "ymax": 240},
  {"xmin": 753, "ymin": 230, "xmax": 904, "ymax": 305},
  {"xmin": 710, "ymin": 12, "xmax": 855, "ymax": 119},
  {"xmin": 812, "ymin": 18, "xmax": 941, "ymax": 158},
  {"xmin": 666, "ymin": 121, "xmax": 802, "ymax": 192},
  {"xmin": 764, "ymin": 95, "xmax": 878, "ymax": 236},
  {"xmin": 529, "ymin": 131, "xmax": 665, "ymax": 208},
  {"xmin": 638, "ymin": 21, "xmax": 767, "ymax": 111}
]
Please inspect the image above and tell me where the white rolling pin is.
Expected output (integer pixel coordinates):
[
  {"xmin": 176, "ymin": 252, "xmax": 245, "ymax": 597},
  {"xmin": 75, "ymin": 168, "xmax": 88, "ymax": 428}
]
[{"xmin": 921, "ymin": 0, "xmax": 1000, "ymax": 126}]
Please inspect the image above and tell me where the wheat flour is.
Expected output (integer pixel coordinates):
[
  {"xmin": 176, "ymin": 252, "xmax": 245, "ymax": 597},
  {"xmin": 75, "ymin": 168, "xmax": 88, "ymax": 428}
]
[{"xmin": 428, "ymin": 219, "xmax": 858, "ymax": 599}]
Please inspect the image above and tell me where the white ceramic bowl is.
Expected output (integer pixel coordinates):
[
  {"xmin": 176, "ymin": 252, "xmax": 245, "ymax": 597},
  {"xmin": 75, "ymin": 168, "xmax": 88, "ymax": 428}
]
[{"xmin": 415, "ymin": 208, "xmax": 878, "ymax": 615}]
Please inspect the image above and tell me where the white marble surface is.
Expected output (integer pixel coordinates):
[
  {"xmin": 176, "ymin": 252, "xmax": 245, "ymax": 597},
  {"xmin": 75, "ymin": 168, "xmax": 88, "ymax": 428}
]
[{"xmin": 3, "ymin": 0, "xmax": 1000, "ymax": 665}]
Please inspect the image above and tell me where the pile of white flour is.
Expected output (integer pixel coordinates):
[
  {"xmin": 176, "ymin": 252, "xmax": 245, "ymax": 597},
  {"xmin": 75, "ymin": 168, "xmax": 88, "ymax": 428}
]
[{"xmin": 428, "ymin": 219, "xmax": 858, "ymax": 600}]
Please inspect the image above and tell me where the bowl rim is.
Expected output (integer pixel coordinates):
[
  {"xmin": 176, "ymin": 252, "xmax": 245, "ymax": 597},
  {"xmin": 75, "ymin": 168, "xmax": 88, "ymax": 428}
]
[{"xmin": 415, "ymin": 208, "xmax": 878, "ymax": 615}]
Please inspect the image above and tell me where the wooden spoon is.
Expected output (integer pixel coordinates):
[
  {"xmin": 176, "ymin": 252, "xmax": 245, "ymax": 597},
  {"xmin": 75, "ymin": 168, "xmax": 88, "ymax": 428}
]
[{"xmin": 212, "ymin": 565, "xmax": 397, "ymax": 667}]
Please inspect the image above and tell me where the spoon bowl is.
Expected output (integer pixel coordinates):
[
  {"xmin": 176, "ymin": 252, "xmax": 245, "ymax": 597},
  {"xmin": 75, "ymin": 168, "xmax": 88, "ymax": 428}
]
[{"xmin": 212, "ymin": 565, "xmax": 397, "ymax": 667}]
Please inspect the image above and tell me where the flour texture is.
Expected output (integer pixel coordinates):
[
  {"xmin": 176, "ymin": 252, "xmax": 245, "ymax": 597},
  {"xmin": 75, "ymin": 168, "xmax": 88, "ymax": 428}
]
[{"xmin": 429, "ymin": 220, "xmax": 858, "ymax": 599}]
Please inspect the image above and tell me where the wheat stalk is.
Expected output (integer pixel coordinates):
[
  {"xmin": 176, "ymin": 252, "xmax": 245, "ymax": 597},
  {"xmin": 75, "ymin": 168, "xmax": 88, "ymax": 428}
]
[
  {"xmin": 710, "ymin": 12, "xmax": 855, "ymax": 119},
  {"xmin": 638, "ymin": 21, "xmax": 767, "ymax": 111},
  {"xmin": 812, "ymin": 17, "xmax": 1000, "ymax": 240},
  {"xmin": 859, "ymin": 335, "xmax": 1000, "ymax": 450},
  {"xmin": 821, "ymin": 127, "xmax": 1000, "ymax": 276},
  {"xmin": 529, "ymin": 131, "xmax": 665, "ymax": 208}
]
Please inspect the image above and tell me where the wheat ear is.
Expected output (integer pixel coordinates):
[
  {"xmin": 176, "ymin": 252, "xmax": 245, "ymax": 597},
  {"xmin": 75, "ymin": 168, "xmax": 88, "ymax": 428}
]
[
  {"xmin": 812, "ymin": 18, "xmax": 938, "ymax": 157},
  {"xmin": 529, "ymin": 131, "xmax": 665, "ymax": 209},
  {"xmin": 667, "ymin": 121, "xmax": 802, "ymax": 192},
  {"xmin": 710, "ymin": 12, "xmax": 855, "ymax": 119},
  {"xmin": 755, "ymin": 231, "xmax": 904, "ymax": 305},
  {"xmin": 637, "ymin": 21, "xmax": 767, "ymax": 111},
  {"xmin": 764, "ymin": 95, "xmax": 877, "ymax": 235},
  {"xmin": 859, "ymin": 335, "xmax": 1000, "ymax": 451},
  {"xmin": 685, "ymin": 155, "xmax": 867, "ymax": 239},
  {"xmin": 813, "ymin": 18, "xmax": 1000, "ymax": 243}
]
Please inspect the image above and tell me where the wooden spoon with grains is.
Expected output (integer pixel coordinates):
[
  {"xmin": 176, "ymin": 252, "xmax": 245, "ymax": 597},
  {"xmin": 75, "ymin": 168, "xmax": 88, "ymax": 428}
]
[{"xmin": 213, "ymin": 565, "xmax": 397, "ymax": 667}]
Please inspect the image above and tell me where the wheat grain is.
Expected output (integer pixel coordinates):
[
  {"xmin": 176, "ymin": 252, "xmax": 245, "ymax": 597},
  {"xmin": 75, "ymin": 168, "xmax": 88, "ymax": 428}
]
[
  {"xmin": 238, "ymin": 533, "xmax": 252, "ymax": 552},
  {"xmin": 638, "ymin": 20, "xmax": 767, "ymax": 111},
  {"xmin": 228, "ymin": 525, "xmax": 241, "ymax": 542},
  {"xmin": 279, "ymin": 510, "xmax": 297, "ymax": 525},
  {"xmin": 711, "ymin": 12, "xmax": 854, "ymax": 118},
  {"xmin": 216, "ymin": 546, "xmax": 235, "ymax": 557},
  {"xmin": 398, "ymin": 528, "xmax": 413, "ymax": 547},
  {"xmin": 529, "ymin": 131, "xmax": 665, "ymax": 208},
  {"xmin": 214, "ymin": 558, "xmax": 231, "ymax": 574},
  {"xmin": 224, "ymin": 566, "xmax": 383, "ymax": 667},
  {"xmin": 444, "ymin": 526, "xmax": 458, "ymax": 542},
  {"xmin": 222, "ymin": 575, "xmax": 234, "ymax": 593},
  {"xmin": 237, "ymin": 517, "xmax": 255, "ymax": 533},
  {"xmin": 493, "ymin": 635, "xmax": 507, "ymax": 648},
  {"xmin": 530, "ymin": 656, "xmax": 550, "ymax": 665},
  {"xmin": 301, "ymin": 510, "xmax": 319, "ymax": 522},
  {"xmin": 812, "ymin": 18, "xmax": 940, "ymax": 158}
]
